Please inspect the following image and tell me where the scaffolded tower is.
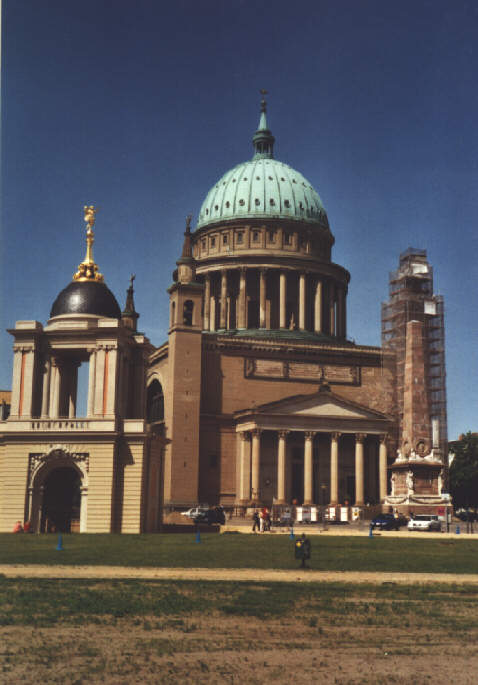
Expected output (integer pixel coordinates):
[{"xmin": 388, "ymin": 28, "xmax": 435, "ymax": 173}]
[{"xmin": 381, "ymin": 248, "xmax": 448, "ymax": 457}]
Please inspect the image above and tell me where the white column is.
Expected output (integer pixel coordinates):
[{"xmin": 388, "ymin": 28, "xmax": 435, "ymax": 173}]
[
  {"xmin": 379, "ymin": 435, "xmax": 388, "ymax": 502},
  {"xmin": 238, "ymin": 268, "xmax": 247, "ymax": 329},
  {"xmin": 251, "ymin": 429, "xmax": 261, "ymax": 502},
  {"xmin": 209, "ymin": 295, "xmax": 216, "ymax": 332},
  {"xmin": 355, "ymin": 433, "xmax": 366, "ymax": 506},
  {"xmin": 330, "ymin": 432, "xmax": 340, "ymax": 505},
  {"xmin": 204, "ymin": 274, "xmax": 211, "ymax": 330},
  {"xmin": 220, "ymin": 270, "xmax": 228, "ymax": 329},
  {"xmin": 259, "ymin": 269, "xmax": 267, "ymax": 328},
  {"xmin": 239, "ymin": 432, "xmax": 251, "ymax": 502},
  {"xmin": 10, "ymin": 348, "xmax": 24, "ymax": 416},
  {"xmin": 20, "ymin": 348, "xmax": 35, "ymax": 417},
  {"xmin": 41, "ymin": 359, "xmax": 51, "ymax": 418},
  {"xmin": 299, "ymin": 273, "xmax": 306, "ymax": 330},
  {"xmin": 105, "ymin": 348, "xmax": 118, "ymax": 416},
  {"xmin": 276, "ymin": 430, "xmax": 288, "ymax": 504},
  {"xmin": 49, "ymin": 359, "xmax": 61, "ymax": 419},
  {"xmin": 279, "ymin": 271, "xmax": 287, "ymax": 328},
  {"xmin": 94, "ymin": 348, "xmax": 106, "ymax": 415},
  {"xmin": 314, "ymin": 280, "xmax": 322, "ymax": 333},
  {"xmin": 87, "ymin": 350, "xmax": 96, "ymax": 417},
  {"xmin": 80, "ymin": 487, "xmax": 88, "ymax": 533},
  {"xmin": 303, "ymin": 431, "xmax": 316, "ymax": 505},
  {"xmin": 329, "ymin": 283, "xmax": 336, "ymax": 336}
]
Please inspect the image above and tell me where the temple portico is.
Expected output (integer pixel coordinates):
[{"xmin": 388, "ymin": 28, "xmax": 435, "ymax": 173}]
[{"xmin": 234, "ymin": 386, "xmax": 391, "ymax": 508}]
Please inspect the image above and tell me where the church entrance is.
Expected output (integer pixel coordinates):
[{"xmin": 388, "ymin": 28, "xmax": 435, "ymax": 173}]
[{"xmin": 42, "ymin": 467, "xmax": 81, "ymax": 533}]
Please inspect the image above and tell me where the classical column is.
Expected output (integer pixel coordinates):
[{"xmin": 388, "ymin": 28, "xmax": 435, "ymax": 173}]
[
  {"xmin": 238, "ymin": 268, "xmax": 247, "ymax": 329},
  {"xmin": 299, "ymin": 273, "xmax": 306, "ymax": 330},
  {"xmin": 68, "ymin": 362, "xmax": 80, "ymax": 418},
  {"xmin": 239, "ymin": 432, "xmax": 252, "ymax": 502},
  {"xmin": 279, "ymin": 271, "xmax": 287, "ymax": 328},
  {"xmin": 93, "ymin": 347, "xmax": 106, "ymax": 415},
  {"xmin": 105, "ymin": 348, "xmax": 118, "ymax": 416},
  {"xmin": 336, "ymin": 287, "xmax": 344, "ymax": 338},
  {"xmin": 303, "ymin": 431, "xmax": 316, "ymax": 505},
  {"xmin": 49, "ymin": 359, "xmax": 61, "ymax": 419},
  {"xmin": 330, "ymin": 432, "xmax": 340, "ymax": 505},
  {"xmin": 41, "ymin": 359, "xmax": 51, "ymax": 418},
  {"xmin": 87, "ymin": 350, "xmax": 96, "ymax": 417},
  {"xmin": 220, "ymin": 270, "xmax": 228, "ymax": 329},
  {"xmin": 251, "ymin": 429, "xmax": 262, "ymax": 502},
  {"xmin": 204, "ymin": 274, "xmax": 211, "ymax": 330},
  {"xmin": 259, "ymin": 269, "xmax": 267, "ymax": 328},
  {"xmin": 80, "ymin": 486, "xmax": 88, "ymax": 533},
  {"xmin": 210, "ymin": 295, "xmax": 216, "ymax": 331},
  {"xmin": 314, "ymin": 280, "xmax": 322, "ymax": 333},
  {"xmin": 18, "ymin": 348, "xmax": 35, "ymax": 417},
  {"xmin": 276, "ymin": 430, "xmax": 289, "ymax": 504},
  {"xmin": 329, "ymin": 283, "xmax": 336, "ymax": 336},
  {"xmin": 355, "ymin": 433, "xmax": 366, "ymax": 505},
  {"xmin": 10, "ymin": 348, "xmax": 24, "ymax": 416},
  {"xmin": 379, "ymin": 435, "xmax": 388, "ymax": 502}
]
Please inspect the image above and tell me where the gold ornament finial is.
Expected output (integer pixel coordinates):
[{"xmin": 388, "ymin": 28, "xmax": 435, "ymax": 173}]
[{"xmin": 73, "ymin": 205, "xmax": 104, "ymax": 282}]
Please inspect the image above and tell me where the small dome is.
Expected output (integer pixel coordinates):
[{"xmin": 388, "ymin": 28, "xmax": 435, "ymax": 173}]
[
  {"xmin": 50, "ymin": 280, "xmax": 121, "ymax": 319},
  {"xmin": 197, "ymin": 158, "xmax": 328, "ymax": 229}
]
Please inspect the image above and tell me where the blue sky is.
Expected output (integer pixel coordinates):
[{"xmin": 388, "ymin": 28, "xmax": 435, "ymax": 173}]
[{"xmin": 1, "ymin": 0, "xmax": 477, "ymax": 438}]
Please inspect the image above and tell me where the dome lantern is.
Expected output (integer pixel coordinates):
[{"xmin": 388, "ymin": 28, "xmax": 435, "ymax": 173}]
[{"xmin": 252, "ymin": 89, "xmax": 275, "ymax": 160}]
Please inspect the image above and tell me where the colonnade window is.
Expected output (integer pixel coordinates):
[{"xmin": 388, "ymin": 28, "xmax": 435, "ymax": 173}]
[{"xmin": 147, "ymin": 380, "xmax": 164, "ymax": 423}]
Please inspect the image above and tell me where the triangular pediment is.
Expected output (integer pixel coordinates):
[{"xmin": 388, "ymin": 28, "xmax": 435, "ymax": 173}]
[{"xmin": 236, "ymin": 389, "xmax": 390, "ymax": 422}]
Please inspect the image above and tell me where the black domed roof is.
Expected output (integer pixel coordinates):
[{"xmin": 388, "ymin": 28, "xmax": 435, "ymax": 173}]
[{"xmin": 50, "ymin": 280, "xmax": 121, "ymax": 319}]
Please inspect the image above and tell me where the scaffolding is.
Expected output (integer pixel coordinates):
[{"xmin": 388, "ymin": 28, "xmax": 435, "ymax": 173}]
[{"xmin": 381, "ymin": 248, "xmax": 448, "ymax": 457}]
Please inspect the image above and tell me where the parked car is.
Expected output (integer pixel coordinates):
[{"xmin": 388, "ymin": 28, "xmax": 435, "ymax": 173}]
[
  {"xmin": 181, "ymin": 506, "xmax": 209, "ymax": 520},
  {"xmin": 407, "ymin": 514, "xmax": 441, "ymax": 532},
  {"xmin": 371, "ymin": 513, "xmax": 401, "ymax": 531}
]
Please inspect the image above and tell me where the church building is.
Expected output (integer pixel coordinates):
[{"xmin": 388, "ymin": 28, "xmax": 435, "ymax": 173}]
[{"xmin": 0, "ymin": 97, "xmax": 449, "ymax": 533}]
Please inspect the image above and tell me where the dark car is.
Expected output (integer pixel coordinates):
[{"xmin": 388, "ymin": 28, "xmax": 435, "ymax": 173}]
[
  {"xmin": 371, "ymin": 513, "xmax": 402, "ymax": 531},
  {"xmin": 193, "ymin": 506, "xmax": 226, "ymax": 525}
]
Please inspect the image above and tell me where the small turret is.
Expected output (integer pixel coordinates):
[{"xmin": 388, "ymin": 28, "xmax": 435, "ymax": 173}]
[
  {"xmin": 176, "ymin": 215, "xmax": 196, "ymax": 284},
  {"xmin": 252, "ymin": 89, "xmax": 275, "ymax": 159},
  {"xmin": 122, "ymin": 274, "xmax": 139, "ymax": 331}
]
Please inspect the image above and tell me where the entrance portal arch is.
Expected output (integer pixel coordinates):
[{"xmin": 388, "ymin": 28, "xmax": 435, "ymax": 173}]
[{"xmin": 27, "ymin": 447, "xmax": 89, "ymax": 533}]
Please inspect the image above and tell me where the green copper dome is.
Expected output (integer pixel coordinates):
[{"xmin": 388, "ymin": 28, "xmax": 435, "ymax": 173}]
[{"xmin": 197, "ymin": 97, "xmax": 328, "ymax": 230}]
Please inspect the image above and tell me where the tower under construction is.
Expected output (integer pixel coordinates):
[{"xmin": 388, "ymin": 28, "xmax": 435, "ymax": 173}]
[{"xmin": 381, "ymin": 248, "xmax": 448, "ymax": 458}]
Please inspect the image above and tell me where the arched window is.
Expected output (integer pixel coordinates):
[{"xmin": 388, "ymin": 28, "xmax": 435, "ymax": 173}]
[
  {"xmin": 183, "ymin": 300, "xmax": 194, "ymax": 326},
  {"xmin": 170, "ymin": 301, "xmax": 176, "ymax": 327},
  {"xmin": 147, "ymin": 380, "xmax": 164, "ymax": 423}
]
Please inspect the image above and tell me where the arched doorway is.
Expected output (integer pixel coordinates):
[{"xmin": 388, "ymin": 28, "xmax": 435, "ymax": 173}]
[{"xmin": 42, "ymin": 467, "xmax": 81, "ymax": 533}]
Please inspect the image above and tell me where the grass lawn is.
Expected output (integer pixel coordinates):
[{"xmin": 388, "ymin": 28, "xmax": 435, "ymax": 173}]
[
  {"xmin": 1, "ymin": 577, "xmax": 478, "ymax": 684},
  {"xmin": 1, "ymin": 532, "xmax": 478, "ymax": 573}
]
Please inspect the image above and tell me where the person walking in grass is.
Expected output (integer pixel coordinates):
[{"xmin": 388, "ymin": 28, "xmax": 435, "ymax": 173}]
[{"xmin": 252, "ymin": 510, "xmax": 260, "ymax": 532}]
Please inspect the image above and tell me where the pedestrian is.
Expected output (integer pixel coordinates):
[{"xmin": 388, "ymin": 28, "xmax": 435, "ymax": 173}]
[
  {"xmin": 12, "ymin": 520, "xmax": 23, "ymax": 533},
  {"xmin": 252, "ymin": 510, "xmax": 260, "ymax": 532},
  {"xmin": 295, "ymin": 533, "xmax": 311, "ymax": 568}
]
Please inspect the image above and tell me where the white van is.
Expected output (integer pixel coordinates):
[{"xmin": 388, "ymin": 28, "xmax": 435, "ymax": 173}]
[{"xmin": 407, "ymin": 514, "xmax": 441, "ymax": 532}]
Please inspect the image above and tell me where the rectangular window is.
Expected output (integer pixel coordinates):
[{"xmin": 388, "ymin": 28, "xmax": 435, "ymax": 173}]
[
  {"xmin": 211, "ymin": 236, "xmax": 216, "ymax": 248},
  {"xmin": 223, "ymin": 234, "xmax": 228, "ymax": 245},
  {"xmin": 237, "ymin": 232, "xmax": 243, "ymax": 244},
  {"xmin": 253, "ymin": 231, "xmax": 260, "ymax": 242},
  {"xmin": 284, "ymin": 233, "xmax": 291, "ymax": 245},
  {"xmin": 268, "ymin": 230, "xmax": 275, "ymax": 242}
]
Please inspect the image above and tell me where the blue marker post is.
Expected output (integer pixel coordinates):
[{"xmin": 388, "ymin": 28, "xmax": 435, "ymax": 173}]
[
  {"xmin": 56, "ymin": 534, "xmax": 64, "ymax": 551},
  {"xmin": 369, "ymin": 523, "xmax": 373, "ymax": 538},
  {"xmin": 289, "ymin": 526, "xmax": 295, "ymax": 540},
  {"xmin": 456, "ymin": 525, "xmax": 460, "ymax": 535},
  {"xmin": 195, "ymin": 525, "xmax": 201, "ymax": 543}
]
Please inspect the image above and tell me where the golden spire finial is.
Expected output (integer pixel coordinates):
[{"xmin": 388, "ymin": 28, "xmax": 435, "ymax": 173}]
[{"xmin": 73, "ymin": 205, "xmax": 104, "ymax": 282}]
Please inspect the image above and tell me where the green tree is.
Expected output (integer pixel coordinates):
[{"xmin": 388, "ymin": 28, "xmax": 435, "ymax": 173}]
[{"xmin": 449, "ymin": 432, "xmax": 478, "ymax": 509}]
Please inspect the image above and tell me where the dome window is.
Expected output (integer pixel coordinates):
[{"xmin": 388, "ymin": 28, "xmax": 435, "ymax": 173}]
[
  {"xmin": 268, "ymin": 176, "xmax": 273, "ymax": 181},
  {"xmin": 284, "ymin": 200, "xmax": 290, "ymax": 208},
  {"xmin": 239, "ymin": 199, "xmax": 245, "ymax": 206},
  {"xmin": 281, "ymin": 177, "xmax": 285, "ymax": 182},
  {"xmin": 299, "ymin": 202, "xmax": 304, "ymax": 210},
  {"xmin": 225, "ymin": 201, "xmax": 230, "ymax": 208},
  {"xmin": 232, "ymin": 178, "xmax": 236, "ymax": 183},
  {"xmin": 255, "ymin": 198, "xmax": 260, "ymax": 206},
  {"xmin": 214, "ymin": 205, "xmax": 218, "ymax": 211},
  {"xmin": 243, "ymin": 177, "xmax": 248, "ymax": 181},
  {"xmin": 206, "ymin": 209, "xmax": 209, "ymax": 215},
  {"xmin": 270, "ymin": 199, "xmax": 275, "ymax": 206},
  {"xmin": 292, "ymin": 179, "xmax": 297, "ymax": 184},
  {"xmin": 256, "ymin": 176, "xmax": 260, "ymax": 180}
]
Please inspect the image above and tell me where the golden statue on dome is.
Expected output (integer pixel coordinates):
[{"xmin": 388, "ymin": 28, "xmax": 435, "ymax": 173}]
[{"xmin": 73, "ymin": 205, "xmax": 104, "ymax": 282}]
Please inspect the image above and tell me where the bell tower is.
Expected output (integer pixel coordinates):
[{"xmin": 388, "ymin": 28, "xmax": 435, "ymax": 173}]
[{"xmin": 164, "ymin": 216, "xmax": 204, "ymax": 506}]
